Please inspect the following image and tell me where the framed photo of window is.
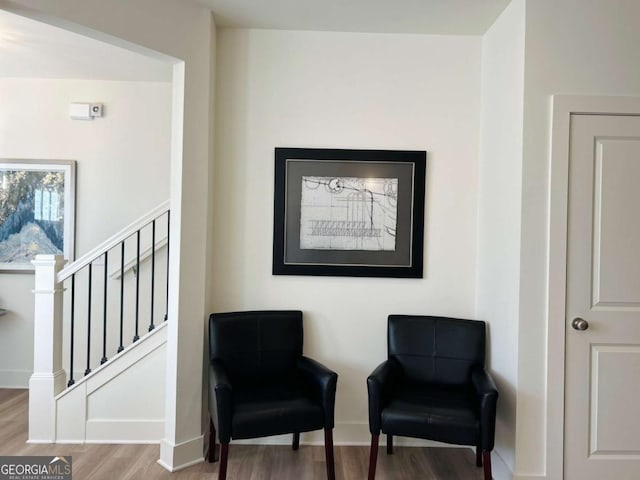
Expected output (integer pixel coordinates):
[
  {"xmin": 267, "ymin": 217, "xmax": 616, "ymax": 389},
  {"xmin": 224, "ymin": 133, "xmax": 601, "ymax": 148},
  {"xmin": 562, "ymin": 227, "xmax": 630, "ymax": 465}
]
[
  {"xmin": 273, "ymin": 148, "xmax": 426, "ymax": 278},
  {"xmin": 0, "ymin": 160, "xmax": 76, "ymax": 271}
]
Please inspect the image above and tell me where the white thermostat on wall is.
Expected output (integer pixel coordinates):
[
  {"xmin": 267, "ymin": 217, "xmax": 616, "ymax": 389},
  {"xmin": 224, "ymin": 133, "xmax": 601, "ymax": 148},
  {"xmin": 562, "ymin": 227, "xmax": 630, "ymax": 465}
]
[{"xmin": 69, "ymin": 103, "xmax": 104, "ymax": 120}]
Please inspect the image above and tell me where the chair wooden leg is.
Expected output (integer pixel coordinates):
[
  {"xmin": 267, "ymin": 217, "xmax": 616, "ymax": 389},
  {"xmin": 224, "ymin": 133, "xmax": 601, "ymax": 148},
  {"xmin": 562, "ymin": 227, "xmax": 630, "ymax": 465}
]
[
  {"xmin": 218, "ymin": 443, "xmax": 229, "ymax": 480},
  {"xmin": 368, "ymin": 434, "xmax": 380, "ymax": 480},
  {"xmin": 476, "ymin": 446, "xmax": 482, "ymax": 467},
  {"xmin": 482, "ymin": 450, "xmax": 492, "ymax": 480},
  {"xmin": 292, "ymin": 432, "xmax": 300, "ymax": 451},
  {"xmin": 386, "ymin": 434, "xmax": 393, "ymax": 455},
  {"xmin": 324, "ymin": 428, "xmax": 335, "ymax": 480},
  {"xmin": 208, "ymin": 417, "xmax": 218, "ymax": 463}
]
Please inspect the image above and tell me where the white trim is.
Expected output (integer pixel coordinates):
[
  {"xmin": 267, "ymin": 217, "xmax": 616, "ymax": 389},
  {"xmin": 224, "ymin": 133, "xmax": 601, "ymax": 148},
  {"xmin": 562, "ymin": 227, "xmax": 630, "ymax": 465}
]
[
  {"xmin": 488, "ymin": 450, "xmax": 513, "ymax": 480},
  {"xmin": 547, "ymin": 94, "xmax": 640, "ymax": 480},
  {"xmin": 58, "ymin": 200, "xmax": 169, "ymax": 281},
  {"xmin": 55, "ymin": 439, "xmax": 161, "ymax": 445},
  {"xmin": 28, "ymin": 369, "xmax": 66, "ymax": 443},
  {"xmin": 55, "ymin": 421, "xmax": 165, "ymax": 444},
  {"xmin": 158, "ymin": 435, "xmax": 205, "ymax": 472}
]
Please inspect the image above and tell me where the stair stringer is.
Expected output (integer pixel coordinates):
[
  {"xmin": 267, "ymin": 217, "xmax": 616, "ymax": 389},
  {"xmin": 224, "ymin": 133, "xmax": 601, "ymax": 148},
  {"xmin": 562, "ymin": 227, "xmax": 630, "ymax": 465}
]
[{"xmin": 54, "ymin": 323, "xmax": 167, "ymax": 443}]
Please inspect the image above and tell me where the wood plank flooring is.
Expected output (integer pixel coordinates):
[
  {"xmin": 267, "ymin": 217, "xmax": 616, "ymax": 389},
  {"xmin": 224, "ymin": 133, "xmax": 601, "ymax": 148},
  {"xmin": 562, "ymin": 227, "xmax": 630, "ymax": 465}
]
[{"xmin": 0, "ymin": 389, "xmax": 483, "ymax": 479}]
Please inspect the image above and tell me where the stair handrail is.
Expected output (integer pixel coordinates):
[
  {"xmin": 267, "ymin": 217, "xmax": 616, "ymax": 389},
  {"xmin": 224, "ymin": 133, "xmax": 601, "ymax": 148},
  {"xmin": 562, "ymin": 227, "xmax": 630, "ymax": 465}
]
[{"xmin": 58, "ymin": 200, "xmax": 170, "ymax": 282}]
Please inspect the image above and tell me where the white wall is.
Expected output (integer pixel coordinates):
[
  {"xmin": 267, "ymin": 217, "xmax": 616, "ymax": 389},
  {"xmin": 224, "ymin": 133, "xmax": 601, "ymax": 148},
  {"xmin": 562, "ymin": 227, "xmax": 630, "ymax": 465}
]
[
  {"xmin": 0, "ymin": 78, "xmax": 172, "ymax": 387},
  {"xmin": 213, "ymin": 28, "xmax": 481, "ymax": 443},
  {"xmin": 477, "ymin": 0, "xmax": 525, "ymax": 476},
  {"xmin": 518, "ymin": 0, "xmax": 640, "ymax": 478}
]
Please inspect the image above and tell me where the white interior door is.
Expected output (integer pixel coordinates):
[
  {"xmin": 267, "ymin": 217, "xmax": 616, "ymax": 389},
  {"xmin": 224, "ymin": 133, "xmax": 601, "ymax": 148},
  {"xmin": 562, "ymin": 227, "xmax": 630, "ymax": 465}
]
[{"xmin": 565, "ymin": 114, "xmax": 640, "ymax": 479}]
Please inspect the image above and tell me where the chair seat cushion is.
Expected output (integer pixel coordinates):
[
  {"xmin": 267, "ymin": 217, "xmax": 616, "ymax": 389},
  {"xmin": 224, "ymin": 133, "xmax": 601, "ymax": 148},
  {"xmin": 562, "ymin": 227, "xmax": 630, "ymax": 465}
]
[
  {"xmin": 381, "ymin": 381, "xmax": 479, "ymax": 446},
  {"xmin": 232, "ymin": 380, "xmax": 324, "ymax": 440}
]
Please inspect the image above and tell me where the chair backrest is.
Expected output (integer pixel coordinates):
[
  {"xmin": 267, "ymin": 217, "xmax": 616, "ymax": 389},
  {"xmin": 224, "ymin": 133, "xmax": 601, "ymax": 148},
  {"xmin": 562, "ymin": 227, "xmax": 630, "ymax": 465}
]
[
  {"xmin": 388, "ymin": 315, "xmax": 485, "ymax": 385},
  {"xmin": 209, "ymin": 310, "xmax": 303, "ymax": 381}
]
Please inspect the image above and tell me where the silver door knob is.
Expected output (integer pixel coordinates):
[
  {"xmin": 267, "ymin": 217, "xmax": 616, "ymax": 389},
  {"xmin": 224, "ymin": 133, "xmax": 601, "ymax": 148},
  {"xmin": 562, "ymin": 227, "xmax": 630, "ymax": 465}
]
[{"xmin": 571, "ymin": 317, "xmax": 589, "ymax": 331}]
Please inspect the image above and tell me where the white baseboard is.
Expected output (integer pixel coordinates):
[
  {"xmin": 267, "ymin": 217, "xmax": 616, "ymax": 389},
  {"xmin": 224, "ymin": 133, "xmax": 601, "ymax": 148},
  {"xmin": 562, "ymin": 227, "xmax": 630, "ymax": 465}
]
[
  {"xmin": 0, "ymin": 369, "xmax": 31, "ymax": 388},
  {"xmin": 158, "ymin": 435, "xmax": 204, "ymax": 472},
  {"xmin": 491, "ymin": 449, "xmax": 514, "ymax": 480}
]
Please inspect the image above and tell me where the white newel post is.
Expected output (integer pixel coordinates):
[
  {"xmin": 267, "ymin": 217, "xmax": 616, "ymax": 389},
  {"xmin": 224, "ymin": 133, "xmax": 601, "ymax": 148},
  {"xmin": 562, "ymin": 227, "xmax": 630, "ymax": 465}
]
[{"xmin": 29, "ymin": 254, "xmax": 66, "ymax": 443}]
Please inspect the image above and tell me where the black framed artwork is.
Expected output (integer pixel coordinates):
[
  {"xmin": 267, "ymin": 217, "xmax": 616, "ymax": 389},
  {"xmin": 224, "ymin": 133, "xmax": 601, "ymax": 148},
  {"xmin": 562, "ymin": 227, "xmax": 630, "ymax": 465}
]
[{"xmin": 273, "ymin": 148, "xmax": 426, "ymax": 278}]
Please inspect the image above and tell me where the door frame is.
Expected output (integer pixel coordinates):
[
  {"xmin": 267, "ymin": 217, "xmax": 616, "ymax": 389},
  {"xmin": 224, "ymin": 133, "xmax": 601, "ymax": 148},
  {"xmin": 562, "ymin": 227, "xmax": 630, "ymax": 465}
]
[{"xmin": 547, "ymin": 95, "xmax": 640, "ymax": 480}]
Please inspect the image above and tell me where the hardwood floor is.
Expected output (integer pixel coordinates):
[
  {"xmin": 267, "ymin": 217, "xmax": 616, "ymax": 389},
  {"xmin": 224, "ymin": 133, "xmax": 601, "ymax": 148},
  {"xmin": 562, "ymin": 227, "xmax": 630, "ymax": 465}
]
[{"xmin": 0, "ymin": 389, "xmax": 483, "ymax": 479}]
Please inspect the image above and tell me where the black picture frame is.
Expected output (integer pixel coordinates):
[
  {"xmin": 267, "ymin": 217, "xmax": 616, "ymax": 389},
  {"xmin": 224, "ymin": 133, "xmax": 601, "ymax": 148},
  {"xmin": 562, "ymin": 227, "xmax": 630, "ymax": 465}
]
[{"xmin": 273, "ymin": 147, "xmax": 426, "ymax": 278}]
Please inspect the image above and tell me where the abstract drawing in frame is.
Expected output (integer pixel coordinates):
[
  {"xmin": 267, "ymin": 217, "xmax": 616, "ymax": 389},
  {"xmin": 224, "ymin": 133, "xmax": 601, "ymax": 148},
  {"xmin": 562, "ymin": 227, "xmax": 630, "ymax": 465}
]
[
  {"xmin": 273, "ymin": 148, "xmax": 426, "ymax": 278},
  {"xmin": 0, "ymin": 160, "xmax": 76, "ymax": 271}
]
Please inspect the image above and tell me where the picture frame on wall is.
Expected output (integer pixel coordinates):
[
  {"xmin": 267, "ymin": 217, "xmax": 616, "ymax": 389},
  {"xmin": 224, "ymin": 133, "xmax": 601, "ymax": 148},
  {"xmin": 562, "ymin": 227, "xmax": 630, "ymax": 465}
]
[
  {"xmin": 0, "ymin": 160, "xmax": 76, "ymax": 271},
  {"xmin": 273, "ymin": 147, "xmax": 426, "ymax": 278}
]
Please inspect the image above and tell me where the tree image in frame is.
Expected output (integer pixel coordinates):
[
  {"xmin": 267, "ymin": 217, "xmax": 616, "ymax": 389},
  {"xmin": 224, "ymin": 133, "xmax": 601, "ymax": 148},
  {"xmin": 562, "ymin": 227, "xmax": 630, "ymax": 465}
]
[{"xmin": 0, "ymin": 169, "xmax": 65, "ymax": 263}]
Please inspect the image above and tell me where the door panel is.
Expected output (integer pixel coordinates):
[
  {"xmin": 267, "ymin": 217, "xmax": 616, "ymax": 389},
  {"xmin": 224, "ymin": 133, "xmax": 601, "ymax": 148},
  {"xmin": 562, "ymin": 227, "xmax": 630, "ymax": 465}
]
[
  {"xmin": 593, "ymin": 138, "xmax": 640, "ymax": 307},
  {"xmin": 590, "ymin": 345, "xmax": 640, "ymax": 456},
  {"xmin": 565, "ymin": 114, "xmax": 640, "ymax": 480}
]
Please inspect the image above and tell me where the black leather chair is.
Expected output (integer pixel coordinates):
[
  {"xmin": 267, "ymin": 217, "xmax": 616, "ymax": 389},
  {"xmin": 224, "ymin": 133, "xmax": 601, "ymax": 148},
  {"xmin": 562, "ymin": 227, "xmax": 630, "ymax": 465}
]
[
  {"xmin": 367, "ymin": 315, "xmax": 498, "ymax": 480},
  {"xmin": 208, "ymin": 310, "xmax": 338, "ymax": 480}
]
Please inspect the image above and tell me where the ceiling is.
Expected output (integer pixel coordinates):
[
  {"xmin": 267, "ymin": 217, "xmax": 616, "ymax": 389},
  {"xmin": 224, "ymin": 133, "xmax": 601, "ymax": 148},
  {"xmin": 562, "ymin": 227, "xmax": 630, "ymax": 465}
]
[
  {"xmin": 0, "ymin": 9, "xmax": 172, "ymax": 81},
  {"xmin": 198, "ymin": 0, "xmax": 511, "ymax": 35},
  {"xmin": 0, "ymin": 1, "xmax": 510, "ymax": 81}
]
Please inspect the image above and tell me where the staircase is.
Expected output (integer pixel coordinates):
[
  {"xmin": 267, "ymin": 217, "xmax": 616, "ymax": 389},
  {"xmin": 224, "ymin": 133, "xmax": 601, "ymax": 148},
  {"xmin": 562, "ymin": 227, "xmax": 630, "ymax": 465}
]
[{"xmin": 29, "ymin": 202, "xmax": 170, "ymax": 443}]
